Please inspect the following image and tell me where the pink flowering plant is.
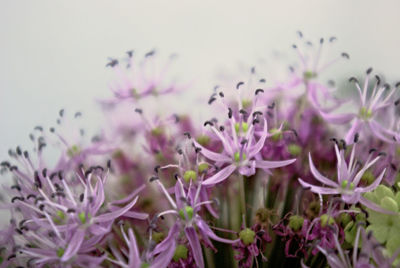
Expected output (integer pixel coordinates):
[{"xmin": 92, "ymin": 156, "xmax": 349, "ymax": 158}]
[{"xmin": 2, "ymin": 33, "xmax": 400, "ymax": 268}]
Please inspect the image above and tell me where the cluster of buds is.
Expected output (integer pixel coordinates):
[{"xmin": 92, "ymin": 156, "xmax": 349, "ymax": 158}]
[{"xmin": 1, "ymin": 34, "xmax": 400, "ymax": 268}]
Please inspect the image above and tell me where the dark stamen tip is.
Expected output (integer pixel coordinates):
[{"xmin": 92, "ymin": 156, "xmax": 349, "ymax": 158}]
[
  {"xmin": 341, "ymin": 52, "xmax": 350, "ymax": 59},
  {"xmin": 369, "ymin": 148, "xmax": 377, "ymax": 154},
  {"xmin": 149, "ymin": 176, "xmax": 159, "ymax": 182},
  {"xmin": 354, "ymin": 133, "xmax": 359, "ymax": 143},
  {"xmin": 236, "ymin": 81, "xmax": 244, "ymax": 89},
  {"xmin": 228, "ymin": 108, "xmax": 233, "ymax": 119},
  {"xmin": 255, "ymin": 88, "xmax": 264, "ymax": 95},
  {"xmin": 366, "ymin": 67, "xmax": 373, "ymax": 75},
  {"xmin": 183, "ymin": 132, "xmax": 191, "ymax": 139},
  {"xmin": 204, "ymin": 121, "xmax": 214, "ymax": 127},
  {"xmin": 134, "ymin": 108, "xmax": 143, "ymax": 114},
  {"xmin": 208, "ymin": 97, "xmax": 216, "ymax": 105},
  {"xmin": 349, "ymin": 77, "xmax": 358, "ymax": 83},
  {"xmin": 154, "ymin": 165, "xmax": 160, "ymax": 173}
]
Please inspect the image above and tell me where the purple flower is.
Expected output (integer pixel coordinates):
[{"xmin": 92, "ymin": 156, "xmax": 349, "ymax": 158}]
[
  {"xmin": 316, "ymin": 226, "xmax": 399, "ymax": 268},
  {"xmin": 320, "ymin": 71, "xmax": 398, "ymax": 144},
  {"xmin": 151, "ymin": 177, "xmax": 239, "ymax": 268},
  {"xmin": 105, "ymin": 51, "xmax": 186, "ymax": 103},
  {"xmin": 193, "ymin": 116, "xmax": 295, "ymax": 186},
  {"xmin": 298, "ymin": 143, "xmax": 389, "ymax": 213}
]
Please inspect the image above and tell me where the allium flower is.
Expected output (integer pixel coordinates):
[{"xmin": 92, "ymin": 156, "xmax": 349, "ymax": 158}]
[
  {"xmin": 233, "ymin": 224, "xmax": 272, "ymax": 267},
  {"xmin": 298, "ymin": 142, "xmax": 387, "ymax": 212},
  {"xmin": 273, "ymin": 214, "xmax": 310, "ymax": 258},
  {"xmin": 105, "ymin": 50, "xmax": 186, "ymax": 103},
  {"xmin": 320, "ymin": 70, "xmax": 398, "ymax": 144},
  {"xmin": 193, "ymin": 115, "xmax": 295, "ymax": 186},
  {"xmin": 316, "ymin": 226, "xmax": 399, "ymax": 268},
  {"xmin": 269, "ymin": 34, "xmax": 348, "ymax": 112},
  {"xmin": 150, "ymin": 177, "xmax": 239, "ymax": 268},
  {"xmin": 107, "ymin": 224, "xmax": 178, "ymax": 268},
  {"xmin": 1, "ymin": 158, "xmax": 147, "ymax": 267}
]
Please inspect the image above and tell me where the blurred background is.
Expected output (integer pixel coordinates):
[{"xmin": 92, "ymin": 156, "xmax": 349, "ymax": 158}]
[{"xmin": 1, "ymin": 0, "xmax": 400, "ymax": 163}]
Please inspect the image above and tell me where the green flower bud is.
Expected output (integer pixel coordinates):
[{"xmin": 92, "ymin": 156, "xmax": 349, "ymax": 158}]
[
  {"xmin": 288, "ymin": 144, "xmax": 301, "ymax": 156},
  {"xmin": 183, "ymin": 170, "xmax": 197, "ymax": 183},
  {"xmin": 288, "ymin": 215, "xmax": 304, "ymax": 232},
  {"xmin": 67, "ymin": 145, "xmax": 80, "ymax": 157},
  {"xmin": 269, "ymin": 128, "xmax": 283, "ymax": 141},
  {"xmin": 242, "ymin": 99, "xmax": 252, "ymax": 109},
  {"xmin": 234, "ymin": 152, "xmax": 246, "ymax": 162},
  {"xmin": 173, "ymin": 245, "xmax": 188, "ymax": 262},
  {"xmin": 320, "ymin": 214, "xmax": 335, "ymax": 227},
  {"xmin": 53, "ymin": 210, "xmax": 66, "ymax": 224},
  {"xmin": 196, "ymin": 135, "xmax": 210, "ymax": 146},
  {"xmin": 57, "ymin": 248, "xmax": 65, "ymax": 258},
  {"xmin": 235, "ymin": 122, "xmax": 249, "ymax": 133},
  {"xmin": 359, "ymin": 106, "xmax": 373, "ymax": 120},
  {"xmin": 151, "ymin": 127, "xmax": 163, "ymax": 137},
  {"xmin": 198, "ymin": 163, "xmax": 209, "ymax": 173},
  {"xmin": 152, "ymin": 232, "xmax": 165, "ymax": 244},
  {"xmin": 140, "ymin": 263, "xmax": 150, "ymax": 268},
  {"xmin": 239, "ymin": 228, "xmax": 256, "ymax": 245},
  {"xmin": 179, "ymin": 206, "xmax": 194, "ymax": 220},
  {"xmin": 78, "ymin": 212, "xmax": 91, "ymax": 224},
  {"xmin": 303, "ymin": 70, "xmax": 317, "ymax": 80},
  {"xmin": 341, "ymin": 180, "xmax": 355, "ymax": 190}
]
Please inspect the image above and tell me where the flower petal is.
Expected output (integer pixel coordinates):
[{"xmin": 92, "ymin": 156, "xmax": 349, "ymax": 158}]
[
  {"xmin": 193, "ymin": 140, "xmax": 231, "ymax": 163},
  {"xmin": 61, "ymin": 228, "xmax": 85, "ymax": 262},
  {"xmin": 185, "ymin": 226, "xmax": 204, "ymax": 268},
  {"xmin": 95, "ymin": 196, "xmax": 139, "ymax": 223},
  {"xmin": 298, "ymin": 178, "xmax": 339, "ymax": 195},
  {"xmin": 255, "ymin": 158, "xmax": 296, "ymax": 170},
  {"xmin": 202, "ymin": 164, "xmax": 236, "ymax": 186},
  {"xmin": 308, "ymin": 153, "xmax": 337, "ymax": 187}
]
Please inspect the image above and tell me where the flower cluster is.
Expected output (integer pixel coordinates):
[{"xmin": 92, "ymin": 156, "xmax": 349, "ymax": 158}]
[{"xmin": 1, "ymin": 35, "xmax": 400, "ymax": 267}]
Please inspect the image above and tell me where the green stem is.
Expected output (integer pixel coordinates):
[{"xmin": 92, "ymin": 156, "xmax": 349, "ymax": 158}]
[{"xmin": 238, "ymin": 174, "xmax": 246, "ymax": 226}]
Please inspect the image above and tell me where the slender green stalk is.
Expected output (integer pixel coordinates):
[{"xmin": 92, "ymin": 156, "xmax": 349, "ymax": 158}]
[{"xmin": 238, "ymin": 174, "xmax": 246, "ymax": 226}]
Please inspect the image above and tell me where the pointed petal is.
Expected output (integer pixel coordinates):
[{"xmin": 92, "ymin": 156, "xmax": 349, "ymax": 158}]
[
  {"xmin": 127, "ymin": 229, "xmax": 141, "ymax": 268},
  {"xmin": 196, "ymin": 218, "xmax": 239, "ymax": 244},
  {"xmin": 255, "ymin": 158, "xmax": 296, "ymax": 170},
  {"xmin": 359, "ymin": 196, "xmax": 396, "ymax": 215},
  {"xmin": 344, "ymin": 119, "xmax": 363, "ymax": 144},
  {"xmin": 202, "ymin": 164, "xmax": 236, "ymax": 186},
  {"xmin": 61, "ymin": 228, "xmax": 85, "ymax": 261},
  {"xmin": 95, "ymin": 196, "xmax": 139, "ymax": 223},
  {"xmin": 356, "ymin": 169, "xmax": 385, "ymax": 193},
  {"xmin": 248, "ymin": 119, "xmax": 268, "ymax": 158},
  {"xmin": 193, "ymin": 140, "xmax": 231, "ymax": 163},
  {"xmin": 308, "ymin": 153, "xmax": 337, "ymax": 187},
  {"xmin": 298, "ymin": 178, "xmax": 339, "ymax": 195},
  {"xmin": 319, "ymin": 111, "xmax": 355, "ymax": 124},
  {"xmin": 150, "ymin": 239, "xmax": 176, "ymax": 268},
  {"xmin": 152, "ymin": 222, "xmax": 180, "ymax": 256},
  {"xmin": 185, "ymin": 227, "xmax": 204, "ymax": 268}
]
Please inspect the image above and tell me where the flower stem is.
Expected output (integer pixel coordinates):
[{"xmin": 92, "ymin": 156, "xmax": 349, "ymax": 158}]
[{"xmin": 239, "ymin": 174, "xmax": 246, "ymax": 226}]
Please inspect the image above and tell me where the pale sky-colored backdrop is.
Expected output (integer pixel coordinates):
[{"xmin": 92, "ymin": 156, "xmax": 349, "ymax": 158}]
[{"xmin": 1, "ymin": 0, "xmax": 400, "ymax": 169}]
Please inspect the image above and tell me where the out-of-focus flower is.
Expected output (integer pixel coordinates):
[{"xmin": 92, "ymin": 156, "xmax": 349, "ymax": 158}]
[
  {"xmin": 320, "ymin": 70, "xmax": 399, "ymax": 144},
  {"xmin": 298, "ymin": 143, "xmax": 387, "ymax": 212}
]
